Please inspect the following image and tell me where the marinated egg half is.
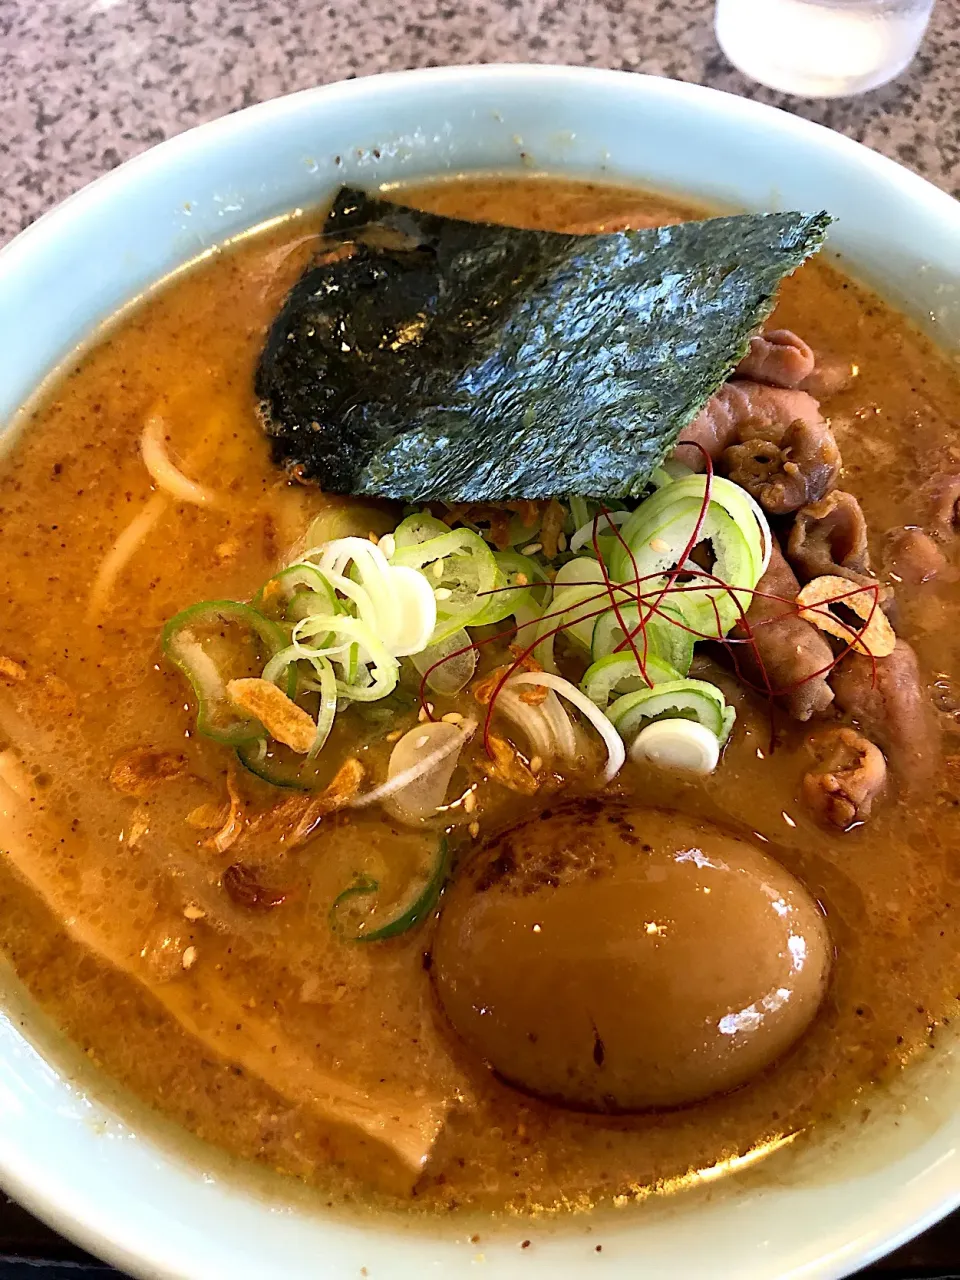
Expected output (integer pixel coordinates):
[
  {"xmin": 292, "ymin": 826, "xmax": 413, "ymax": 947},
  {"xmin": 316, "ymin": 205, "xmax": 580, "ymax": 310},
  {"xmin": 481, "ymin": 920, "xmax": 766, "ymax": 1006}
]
[{"xmin": 433, "ymin": 800, "xmax": 830, "ymax": 1110}]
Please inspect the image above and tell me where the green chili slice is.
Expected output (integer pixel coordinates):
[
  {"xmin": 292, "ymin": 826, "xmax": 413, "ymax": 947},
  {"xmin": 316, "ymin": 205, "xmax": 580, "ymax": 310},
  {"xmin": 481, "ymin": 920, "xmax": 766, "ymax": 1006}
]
[
  {"xmin": 253, "ymin": 562, "xmax": 338, "ymax": 627},
  {"xmin": 330, "ymin": 837, "xmax": 450, "ymax": 943},
  {"xmin": 236, "ymin": 736, "xmax": 316, "ymax": 790},
  {"xmin": 162, "ymin": 600, "xmax": 291, "ymax": 745}
]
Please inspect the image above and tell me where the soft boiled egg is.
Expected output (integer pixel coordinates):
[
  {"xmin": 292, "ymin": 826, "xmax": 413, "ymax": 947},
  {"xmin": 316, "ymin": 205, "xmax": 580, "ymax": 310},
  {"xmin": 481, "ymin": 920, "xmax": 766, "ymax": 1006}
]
[{"xmin": 432, "ymin": 799, "xmax": 831, "ymax": 1111}]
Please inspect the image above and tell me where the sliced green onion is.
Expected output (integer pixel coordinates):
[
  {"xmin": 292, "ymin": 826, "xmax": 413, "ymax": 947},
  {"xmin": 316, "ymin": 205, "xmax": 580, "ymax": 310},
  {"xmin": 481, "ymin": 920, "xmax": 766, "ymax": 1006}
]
[
  {"xmin": 303, "ymin": 653, "xmax": 337, "ymax": 759},
  {"xmin": 285, "ymin": 588, "xmax": 336, "ymax": 631},
  {"xmin": 393, "ymin": 527, "xmax": 498, "ymax": 644},
  {"xmin": 568, "ymin": 496, "xmax": 591, "ymax": 531},
  {"xmin": 533, "ymin": 557, "xmax": 608, "ymax": 672},
  {"xmin": 317, "ymin": 566, "xmax": 378, "ymax": 628},
  {"xmin": 470, "ymin": 550, "xmax": 545, "ymax": 627},
  {"xmin": 590, "ymin": 603, "xmax": 695, "ymax": 675},
  {"xmin": 352, "ymin": 683, "xmax": 419, "ymax": 723},
  {"xmin": 630, "ymin": 720, "xmax": 721, "ymax": 774},
  {"xmin": 253, "ymin": 562, "xmax": 337, "ymax": 623},
  {"xmin": 391, "ymin": 511, "xmax": 452, "ymax": 552},
  {"xmin": 303, "ymin": 503, "xmax": 396, "ymax": 548},
  {"xmin": 580, "ymin": 651, "xmax": 681, "ymax": 710},
  {"xmin": 610, "ymin": 474, "xmax": 770, "ymax": 638},
  {"xmin": 290, "ymin": 555, "xmax": 434, "ymax": 667},
  {"xmin": 240, "ymin": 645, "xmax": 337, "ymax": 770},
  {"xmin": 614, "ymin": 497, "xmax": 756, "ymax": 638},
  {"xmin": 387, "ymin": 564, "xmax": 437, "ymax": 655},
  {"xmin": 312, "ymin": 537, "xmax": 436, "ymax": 657},
  {"xmin": 607, "ymin": 678, "xmax": 735, "ymax": 745},
  {"xmin": 162, "ymin": 601, "xmax": 290, "ymax": 745},
  {"xmin": 568, "ymin": 509, "xmax": 630, "ymax": 555},
  {"xmin": 293, "ymin": 614, "xmax": 399, "ymax": 702}
]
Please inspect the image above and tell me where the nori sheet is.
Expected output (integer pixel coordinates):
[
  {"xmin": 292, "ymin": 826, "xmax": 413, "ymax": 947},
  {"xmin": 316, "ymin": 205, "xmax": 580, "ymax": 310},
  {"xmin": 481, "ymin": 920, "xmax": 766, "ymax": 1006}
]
[{"xmin": 256, "ymin": 187, "xmax": 830, "ymax": 501}]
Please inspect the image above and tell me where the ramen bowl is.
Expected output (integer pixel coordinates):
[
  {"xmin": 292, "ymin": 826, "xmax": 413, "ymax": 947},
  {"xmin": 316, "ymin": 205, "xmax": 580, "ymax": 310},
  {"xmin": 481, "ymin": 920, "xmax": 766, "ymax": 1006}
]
[{"xmin": 1, "ymin": 64, "xmax": 959, "ymax": 1280}]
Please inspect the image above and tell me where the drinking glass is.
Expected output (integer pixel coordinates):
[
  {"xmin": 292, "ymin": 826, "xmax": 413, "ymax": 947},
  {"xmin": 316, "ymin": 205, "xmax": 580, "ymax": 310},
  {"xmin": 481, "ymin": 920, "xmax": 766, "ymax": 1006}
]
[{"xmin": 715, "ymin": 0, "xmax": 937, "ymax": 97}]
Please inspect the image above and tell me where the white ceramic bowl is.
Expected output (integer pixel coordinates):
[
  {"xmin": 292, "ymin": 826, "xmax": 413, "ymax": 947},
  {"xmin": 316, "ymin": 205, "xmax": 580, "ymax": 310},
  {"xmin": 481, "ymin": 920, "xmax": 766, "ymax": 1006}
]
[{"xmin": 1, "ymin": 65, "xmax": 959, "ymax": 1280}]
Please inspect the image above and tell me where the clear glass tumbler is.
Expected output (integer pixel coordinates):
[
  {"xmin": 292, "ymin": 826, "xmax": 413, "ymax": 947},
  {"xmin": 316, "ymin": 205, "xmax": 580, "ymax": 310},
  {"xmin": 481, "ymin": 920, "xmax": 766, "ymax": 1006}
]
[{"xmin": 715, "ymin": 0, "xmax": 936, "ymax": 98}]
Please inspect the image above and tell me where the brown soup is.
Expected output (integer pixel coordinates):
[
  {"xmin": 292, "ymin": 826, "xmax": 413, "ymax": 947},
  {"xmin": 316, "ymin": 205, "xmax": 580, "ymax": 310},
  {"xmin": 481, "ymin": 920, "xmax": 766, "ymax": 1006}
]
[{"xmin": 1, "ymin": 176, "xmax": 960, "ymax": 1216}]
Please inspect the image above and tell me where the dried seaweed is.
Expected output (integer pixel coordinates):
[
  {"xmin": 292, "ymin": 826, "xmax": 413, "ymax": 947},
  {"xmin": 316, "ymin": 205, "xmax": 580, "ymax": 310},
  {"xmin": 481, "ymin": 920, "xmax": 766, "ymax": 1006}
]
[{"xmin": 257, "ymin": 187, "xmax": 830, "ymax": 501}]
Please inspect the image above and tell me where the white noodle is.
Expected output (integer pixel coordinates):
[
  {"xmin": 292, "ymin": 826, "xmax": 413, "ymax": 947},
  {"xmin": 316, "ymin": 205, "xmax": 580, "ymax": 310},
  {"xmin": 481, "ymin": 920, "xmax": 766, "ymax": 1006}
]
[
  {"xmin": 88, "ymin": 411, "xmax": 226, "ymax": 619},
  {"xmin": 85, "ymin": 492, "xmax": 167, "ymax": 622},
  {"xmin": 140, "ymin": 414, "xmax": 218, "ymax": 507}
]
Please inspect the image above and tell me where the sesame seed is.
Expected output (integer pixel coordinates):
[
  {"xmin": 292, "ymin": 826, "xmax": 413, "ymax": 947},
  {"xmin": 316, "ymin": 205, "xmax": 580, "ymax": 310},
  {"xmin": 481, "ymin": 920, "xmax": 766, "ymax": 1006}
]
[
  {"xmin": 435, "ymin": 587, "xmax": 452, "ymax": 600},
  {"xmin": 441, "ymin": 712, "xmax": 464, "ymax": 724},
  {"xmin": 521, "ymin": 542, "xmax": 542, "ymax": 556},
  {"xmin": 469, "ymin": 820, "xmax": 480, "ymax": 839},
  {"xmin": 557, "ymin": 533, "xmax": 568, "ymax": 551},
  {"xmin": 529, "ymin": 755, "xmax": 543, "ymax": 773},
  {"xmin": 415, "ymin": 734, "xmax": 430, "ymax": 748},
  {"xmin": 418, "ymin": 706, "xmax": 429, "ymax": 722},
  {"xmin": 182, "ymin": 946, "xmax": 198, "ymax": 971},
  {"xmin": 183, "ymin": 904, "xmax": 205, "ymax": 921},
  {"xmin": 368, "ymin": 531, "xmax": 379, "ymax": 544},
  {"xmin": 432, "ymin": 560, "xmax": 444, "ymax": 579},
  {"xmin": 464, "ymin": 790, "xmax": 477, "ymax": 813},
  {"xmin": 650, "ymin": 537, "xmax": 670, "ymax": 553},
  {"xmin": 386, "ymin": 728, "xmax": 404, "ymax": 742},
  {"xmin": 515, "ymin": 572, "xmax": 529, "ymax": 586}
]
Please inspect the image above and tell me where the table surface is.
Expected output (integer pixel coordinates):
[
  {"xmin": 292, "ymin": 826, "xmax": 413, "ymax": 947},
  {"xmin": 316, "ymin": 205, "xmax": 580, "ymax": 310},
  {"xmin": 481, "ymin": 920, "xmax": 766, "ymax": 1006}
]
[{"xmin": 2, "ymin": 0, "xmax": 960, "ymax": 1273}]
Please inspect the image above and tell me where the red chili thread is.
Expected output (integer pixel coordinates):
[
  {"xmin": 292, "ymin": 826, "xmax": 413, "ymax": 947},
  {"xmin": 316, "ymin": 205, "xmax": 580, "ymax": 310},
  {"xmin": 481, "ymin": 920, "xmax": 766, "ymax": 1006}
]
[
  {"xmin": 592, "ymin": 508, "xmax": 649, "ymax": 684},
  {"xmin": 604, "ymin": 450, "xmax": 776, "ymax": 702},
  {"xmin": 412, "ymin": 493, "xmax": 884, "ymax": 747},
  {"xmin": 632, "ymin": 445, "xmax": 715, "ymax": 646},
  {"xmin": 419, "ymin": 570, "xmax": 878, "ymax": 710}
]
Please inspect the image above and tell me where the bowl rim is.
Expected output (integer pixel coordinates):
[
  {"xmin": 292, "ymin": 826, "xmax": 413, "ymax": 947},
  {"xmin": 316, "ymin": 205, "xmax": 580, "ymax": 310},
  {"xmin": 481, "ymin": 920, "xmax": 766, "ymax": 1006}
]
[
  {"xmin": 5, "ymin": 61, "xmax": 960, "ymax": 280},
  {"xmin": 1, "ymin": 61, "xmax": 960, "ymax": 1280}
]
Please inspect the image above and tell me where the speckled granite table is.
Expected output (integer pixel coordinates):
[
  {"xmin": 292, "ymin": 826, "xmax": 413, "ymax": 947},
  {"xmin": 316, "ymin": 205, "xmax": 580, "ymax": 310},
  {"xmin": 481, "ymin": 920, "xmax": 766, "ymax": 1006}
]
[
  {"xmin": 1, "ymin": 0, "xmax": 959, "ymax": 244},
  {"xmin": 1, "ymin": 0, "xmax": 960, "ymax": 1274}
]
